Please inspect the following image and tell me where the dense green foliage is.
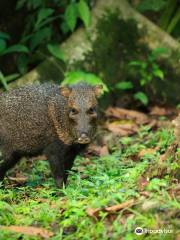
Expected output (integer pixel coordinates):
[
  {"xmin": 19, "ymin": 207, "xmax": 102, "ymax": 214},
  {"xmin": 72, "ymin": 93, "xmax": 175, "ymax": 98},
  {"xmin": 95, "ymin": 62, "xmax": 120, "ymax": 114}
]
[
  {"xmin": 0, "ymin": 127, "xmax": 179, "ymax": 239},
  {"xmin": 0, "ymin": 0, "xmax": 91, "ymax": 88}
]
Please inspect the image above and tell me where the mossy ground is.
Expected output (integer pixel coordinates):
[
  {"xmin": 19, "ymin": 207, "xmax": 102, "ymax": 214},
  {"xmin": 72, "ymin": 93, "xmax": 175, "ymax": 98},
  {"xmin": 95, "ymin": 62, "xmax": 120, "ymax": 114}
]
[{"xmin": 0, "ymin": 126, "xmax": 179, "ymax": 240}]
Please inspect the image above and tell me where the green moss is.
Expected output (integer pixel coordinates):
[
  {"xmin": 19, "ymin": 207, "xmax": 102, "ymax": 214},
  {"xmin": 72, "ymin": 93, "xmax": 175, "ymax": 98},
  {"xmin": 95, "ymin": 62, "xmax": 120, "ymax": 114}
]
[{"xmin": 71, "ymin": 11, "xmax": 180, "ymax": 105}]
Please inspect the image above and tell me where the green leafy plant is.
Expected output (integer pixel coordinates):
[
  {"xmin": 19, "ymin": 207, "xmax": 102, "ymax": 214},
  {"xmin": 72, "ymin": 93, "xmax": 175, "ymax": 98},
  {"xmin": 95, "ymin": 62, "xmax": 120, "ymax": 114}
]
[
  {"xmin": 116, "ymin": 47, "xmax": 166, "ymax": 106},
  {"xmin": 62, "ymin": 71, "xmax": 108, "ymax": 94},
  {"xmin": 64, "ymin": 0, "xmax": 91, "ymax": 32},
  {"xmin": 0, "ymin": 0, "xmax": 92, "ymax": 89},
  {"xmin": 0, "ymin": 31, "xmax": 29, "ymax": 89}
]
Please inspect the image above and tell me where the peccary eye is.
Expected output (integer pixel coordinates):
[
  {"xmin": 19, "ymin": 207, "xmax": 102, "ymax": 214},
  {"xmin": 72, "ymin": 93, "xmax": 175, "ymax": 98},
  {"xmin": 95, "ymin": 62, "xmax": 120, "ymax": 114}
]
[
  {"xmin": 88, "ymin": 107, "xmax": 96, "ymax": 114},
  {"xmin": 70, "ymin": 108, "xmax": 78, "ymax": 115}
]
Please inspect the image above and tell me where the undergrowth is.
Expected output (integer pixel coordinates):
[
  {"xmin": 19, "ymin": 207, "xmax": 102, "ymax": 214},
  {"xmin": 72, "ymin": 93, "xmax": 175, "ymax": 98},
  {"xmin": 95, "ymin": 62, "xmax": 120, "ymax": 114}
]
[{"xmin": 0, "ymin": 128, "xmax": 179, "ymax": 239}]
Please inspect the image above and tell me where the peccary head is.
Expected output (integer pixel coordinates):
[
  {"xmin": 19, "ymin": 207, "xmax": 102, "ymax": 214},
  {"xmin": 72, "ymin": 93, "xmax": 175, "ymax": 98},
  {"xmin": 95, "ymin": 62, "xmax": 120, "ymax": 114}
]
[{"xmin": 60, "ymin": 83, "xmax": 102, "ymax": 144}]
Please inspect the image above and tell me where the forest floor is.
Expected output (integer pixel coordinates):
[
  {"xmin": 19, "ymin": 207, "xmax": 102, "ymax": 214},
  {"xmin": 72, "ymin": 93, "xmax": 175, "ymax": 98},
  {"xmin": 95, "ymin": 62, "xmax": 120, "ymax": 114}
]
[{"xmin": 0, "ymin": 106, "xmax": 179, "ymax": 240}]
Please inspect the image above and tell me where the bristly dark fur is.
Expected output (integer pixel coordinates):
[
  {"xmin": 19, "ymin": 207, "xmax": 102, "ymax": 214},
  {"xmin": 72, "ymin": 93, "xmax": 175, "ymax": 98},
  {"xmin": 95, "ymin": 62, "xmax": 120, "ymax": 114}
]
[{"xmin": 0, "ymin": 82, "xmax": 99, "ymax": 187}]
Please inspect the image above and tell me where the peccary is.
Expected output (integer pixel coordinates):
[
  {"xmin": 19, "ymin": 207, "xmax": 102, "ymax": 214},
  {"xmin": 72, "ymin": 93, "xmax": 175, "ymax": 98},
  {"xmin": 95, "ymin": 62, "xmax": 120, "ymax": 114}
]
[{"xmin": 0, "ymin": 82, "xmax": 102, "ymax": 187}]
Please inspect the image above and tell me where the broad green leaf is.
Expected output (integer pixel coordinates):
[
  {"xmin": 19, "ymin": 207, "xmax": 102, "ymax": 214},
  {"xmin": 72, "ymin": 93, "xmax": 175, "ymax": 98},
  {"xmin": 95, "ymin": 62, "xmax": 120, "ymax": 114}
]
[
  {"xmin": 17, "ymin": 54, "xmax": 29, "ymax": 74},
  {"xmin": 62, "ymin": 71, "xmax": 108, "ymax": 93},
  {"xmin": 5, "ymin": 73, "xmax": 20, "ymax": 82},
  {"xmin": 128, "ymin": 61, "xmax": 142, "ymax": 66},
  {"xmin": 65, "ymin": 3, "xmax": 78, "ymax": 32},
  {"xmin": 0, "ymin": 31, "xmax": 10, "ymax": 40},
  {"xmin": 0, "ymin": 44, "xmax": 29, "ymax": 55},
  {"xmin": 78, "ymin": 0, "xmax": 91, "ymax": 28},
  {"xmin": 115, "ymin": 81, "xmax": 133, "ymax": 90},
  {"xmin": 30, "ymin": 27, "xmax": 52, "ymax": 50},
  {"xmin": 0, "ymin": 39, "xmax": 7, "ymax": 53},
  {"xmin": 35, "ymin": 8, "xmax": 54, "ymax": 30},
  {"xmin": 134, "ymin": 91, "xmax": 149, "ymax": 105},
  {"xmin": 0, "ymin": 71, "xmax": 8, "ymax": 90},
  {"xmin": 153, "ymin": 69, "xmax": 164, "ymax": 80},
  {"xmin": 47, "ymin": 44, "xmax": 65, "ymax": 62}
]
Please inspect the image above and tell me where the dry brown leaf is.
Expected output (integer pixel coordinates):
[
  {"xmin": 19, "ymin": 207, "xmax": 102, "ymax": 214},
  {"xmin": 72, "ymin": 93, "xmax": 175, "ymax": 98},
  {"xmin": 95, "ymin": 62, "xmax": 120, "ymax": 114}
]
[
  {"xmin": 99, "ymin": 145, "xmax": 109, "ymax": 156},
  {"xmin": 140, "ymin": 191, "xmax": 150, "ymax": 197},
  {"xmin": 106, "ymin": 121, "xmax": 138, "ymax": 136},
  {"xmin": 138, "ymin": 148, "xmax": 156, "ymax": 158},
  {"xmin": 105, "ymin": 107, "xmax": 149, "ymax": 125},
  {"xmin": 0, "ymin": 226, "xmax": 53, "ymax": 239},
  {"xmin": 86, "ymin": 144, "xmax": 109, "ymax": 157},
  {"xmin": 86, "ymin": 208, "xmax": 100, "ymax": 220},
  {"xmin": 159, "ymin": 144, "xmax": 177, "ymax": 163},
  {"xmin": 8, "ymin": 176, "xmax": 28, "ymax": 184},
  {"xmin": 149, "ymin": 106, "xmax": 174, "ymax": 116},
  {"xmin": 104, "ymin": 199, "xmax": 135, "ymax": 212},
  {"xmin": 86, "ymin": 199, "xmax": 135, "ymax": 219}
]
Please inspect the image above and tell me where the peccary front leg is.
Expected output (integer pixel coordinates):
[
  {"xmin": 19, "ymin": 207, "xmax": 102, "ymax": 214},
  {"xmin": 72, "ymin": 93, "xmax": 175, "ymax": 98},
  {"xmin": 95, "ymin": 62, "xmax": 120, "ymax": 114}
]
[
  {"xmin": 63, "ymin": 144, "xmax": 86, "ymax": 184},
  {"xmin": 44, "ymin": 141, "xmax": 67, "ymax": 188}
]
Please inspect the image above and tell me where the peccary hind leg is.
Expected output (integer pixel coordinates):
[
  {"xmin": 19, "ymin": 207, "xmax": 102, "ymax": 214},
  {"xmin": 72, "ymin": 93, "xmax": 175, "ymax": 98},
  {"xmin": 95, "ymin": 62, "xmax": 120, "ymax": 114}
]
[{"xmin": 0, "ymin": 152, "xmax": 21, "ymax": 182}]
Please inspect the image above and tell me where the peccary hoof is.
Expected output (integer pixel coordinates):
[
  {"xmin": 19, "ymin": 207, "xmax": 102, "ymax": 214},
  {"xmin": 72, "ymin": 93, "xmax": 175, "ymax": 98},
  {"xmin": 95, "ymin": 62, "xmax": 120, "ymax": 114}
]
[{"xmin": 55, "ymin": 177, "xmax": 65, "ymax": 188}]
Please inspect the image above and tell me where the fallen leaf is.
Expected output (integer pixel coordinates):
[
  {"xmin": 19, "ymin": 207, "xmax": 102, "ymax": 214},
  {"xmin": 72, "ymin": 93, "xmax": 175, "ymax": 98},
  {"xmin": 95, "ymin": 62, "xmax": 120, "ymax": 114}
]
[
  {"xmin": 140, "ymin": 191, "xmax": 150, "ymax": 197},
  {"xmin": 149, "ymin": 106, "xmax": 175, "ymax": 116},
  {"xmin": 86, "ymin": 208, "xmax": 100, "ymax": 220},
  {"xmin": 0, "ymin": 226, "xmax": 53, "ymax": 239},
  {"xmin": 86, "ymin": 199, "xmax": 135, "ymax": 219},
  {"xmin": 86, "ymin": 144, "xmax": 109, "ymax": 156},
  {"xmin": 106, "ymin": 121, "xmax": 138, "ymax": 136},
  {"xmin": 105, "ymin": 107, "xmax": 149, "ymax": 125},
  {"xmin": 138, "ymin": 148, "xmax": 156, "ymax": 158},
  {"xmin": 159, "ymin": 144, "xmax": 177, "ymax": 163},
  {"xmin": 105, "ymin": 199, "xmax": 135, "ymax": 212},
  {"xmin": 8, "ymin": 176, "xmax": 28, "ymax": 184}
]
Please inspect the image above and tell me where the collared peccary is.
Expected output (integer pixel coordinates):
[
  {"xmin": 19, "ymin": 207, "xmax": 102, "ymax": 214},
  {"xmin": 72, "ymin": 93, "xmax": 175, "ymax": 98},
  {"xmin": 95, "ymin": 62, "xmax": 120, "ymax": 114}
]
[{"xmin": 0, "ymin": 82, "xmax": 102, "ymax": 187}]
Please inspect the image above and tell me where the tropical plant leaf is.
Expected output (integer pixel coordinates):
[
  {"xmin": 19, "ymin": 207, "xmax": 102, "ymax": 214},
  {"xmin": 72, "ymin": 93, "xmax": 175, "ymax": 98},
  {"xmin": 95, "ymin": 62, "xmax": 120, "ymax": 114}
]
[
  {"xmin": 30, "ymin": 27, "xmax": 52, "ymax": 50},
  {"xmin": 47, "ymin": 44, "xmax": 65, "ymax": 62},
  {"xmin": 0, "ymin": 39, "xmax": 7, "ymax": 53},
  {"xmin": 115, "ymin": 81, "xmax": 134, "ymax": 90},
  {"xmin": 65, "ymin": 3, "xmax": 78, "ymax": 32},
  {"xmin": 0, "ymin": 44, "xmax": 29, "ymax": 55},
  {"xmin": 78, "ymin": 0, "xmax": 91, "ymax": 28},
  {"xmin": 0, "ymin": 71, "xmax": 8, "ymax": 90},
  {"xmin": 0, "ymin": 31, "xmax": 10, "ymax": 40},
  {"xmin": 35, "ymin": 8, "xmax": 54, "ymax": 30},
  {"xmin": 134, "ymin": 91, "xmax": 149, "ymax": 105},
  {"xmin": 153, "ymin": 69, "xmax": 164, "ymax": 80},
  {"xmin": 62, "ymin": 71, "xmax": 108, "ymax": 93}
]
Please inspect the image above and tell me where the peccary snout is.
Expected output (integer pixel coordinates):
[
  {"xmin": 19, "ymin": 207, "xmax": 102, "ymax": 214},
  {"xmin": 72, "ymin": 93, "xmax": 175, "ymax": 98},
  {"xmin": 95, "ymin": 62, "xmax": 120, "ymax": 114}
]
[{"xmin": 77, "ymin": 132, "xmax": 90, "ymax": 144}]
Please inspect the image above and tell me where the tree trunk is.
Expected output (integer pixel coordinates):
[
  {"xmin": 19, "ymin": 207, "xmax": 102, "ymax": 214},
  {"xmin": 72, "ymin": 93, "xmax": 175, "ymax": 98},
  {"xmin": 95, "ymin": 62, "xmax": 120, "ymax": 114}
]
[{"xmin": 10, "ymin": 0, "xmax": 180, "ymax": 102}]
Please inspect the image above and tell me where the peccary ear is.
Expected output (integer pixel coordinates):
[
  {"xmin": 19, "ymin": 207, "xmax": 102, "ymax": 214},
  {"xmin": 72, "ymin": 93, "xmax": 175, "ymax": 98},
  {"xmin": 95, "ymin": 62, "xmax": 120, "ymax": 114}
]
[
  {"xmin": 60, "ymin": 86, "xmax": 72, "ymax": 97},
  {"xmin": 94, "ymin": 84, "xmax": 103, "ymax": 98}
]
